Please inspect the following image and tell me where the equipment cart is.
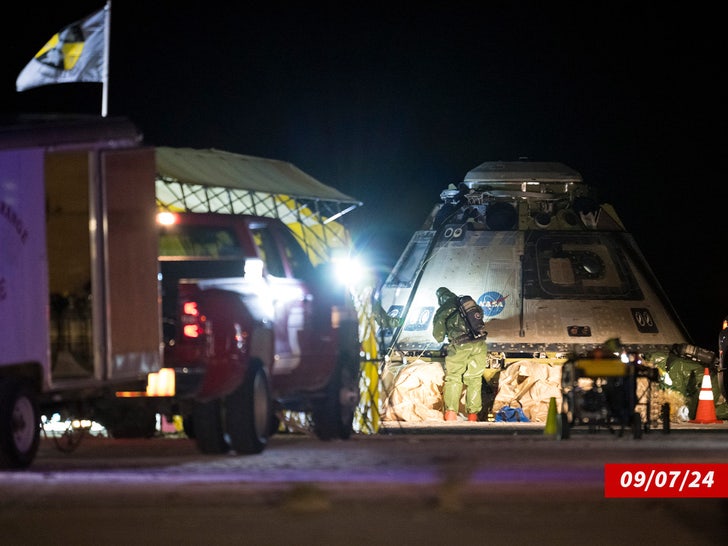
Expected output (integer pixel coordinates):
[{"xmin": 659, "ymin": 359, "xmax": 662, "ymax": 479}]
[{"xmin": 560, "ymin": 352, "xmax": 667, "ymax": 439}]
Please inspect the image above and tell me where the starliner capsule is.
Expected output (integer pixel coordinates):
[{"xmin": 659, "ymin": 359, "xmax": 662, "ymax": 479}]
[{"xmin": 379, "ymin": 160, "xmax": 692, "ymax": 373}]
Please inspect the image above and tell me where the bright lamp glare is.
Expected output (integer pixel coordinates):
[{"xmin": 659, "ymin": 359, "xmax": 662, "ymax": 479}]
[
  {"xmin": 156, "ymin": 211, "xmax": 177, "ymax": 226},
  {"xmin": 333, "ymin": 255, "xmax": 363, "ymax": 286}
]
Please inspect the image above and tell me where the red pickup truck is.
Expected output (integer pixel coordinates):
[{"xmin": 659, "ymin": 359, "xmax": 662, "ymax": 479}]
[{"xmin": 157, "ymin": 211, "xmax": 360, "ymax": 454}]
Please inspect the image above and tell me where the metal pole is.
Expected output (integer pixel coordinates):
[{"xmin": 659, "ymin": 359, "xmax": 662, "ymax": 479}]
[{"xmin": 101, "ymin": 1, "xmax": 111, "ymax": 117}]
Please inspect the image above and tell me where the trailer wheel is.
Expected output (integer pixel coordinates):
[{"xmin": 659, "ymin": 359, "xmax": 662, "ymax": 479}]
[
  {"xmin": 0, "ymin": 380, "xmax": 40, "ymax": 469},
  {"xmin": 191, "ymin": 398, "xmax": 229, "ymax": 454},
  {"xmin": 224, "ymin": 364, "xmax": 272, "ymax": 454}
]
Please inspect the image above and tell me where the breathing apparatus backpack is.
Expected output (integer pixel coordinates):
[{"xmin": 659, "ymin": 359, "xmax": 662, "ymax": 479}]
[{"xmin": 454, "ymin": 295, "xmax": 488, "ymax": 341}]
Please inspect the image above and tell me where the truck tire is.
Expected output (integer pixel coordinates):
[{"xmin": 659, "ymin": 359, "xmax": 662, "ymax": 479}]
[
  {"xmin": 224, "ymin": 364, "xmax": 272, "ymax": 454},
  {"xmin": 312, "ymin": 321, "xmax": 360, "ymax": 441},
  {"xmin": 312, "ymin": 361, "xmax": 359, "ymax": 440},
  {"xmin": 191, "ymin": 398, "xmax": 229, "ymax": 454},
  {"xmin": 0, "ymin": 379, "xmax": 40, "ymax": 469}
]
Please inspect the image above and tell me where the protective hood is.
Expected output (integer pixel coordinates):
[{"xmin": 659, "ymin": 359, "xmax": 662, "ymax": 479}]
[{"xmin": 436, "ymin": 287, "xmax": 456, "ymax": 306}]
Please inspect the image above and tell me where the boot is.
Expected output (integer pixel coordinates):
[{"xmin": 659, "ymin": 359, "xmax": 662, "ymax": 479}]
[
  {"xmin": 444, "ymin": 410, "xmax": 457, "ymax": 421},
  {"xmin": 467, "ymin": 413, "xmax": 478, "ymax": 422}
]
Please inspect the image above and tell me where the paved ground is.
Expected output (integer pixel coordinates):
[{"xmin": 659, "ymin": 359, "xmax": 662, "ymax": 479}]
[{"xmin": 1, "ymin": 426, "xmax": 727, "ymax": 545}]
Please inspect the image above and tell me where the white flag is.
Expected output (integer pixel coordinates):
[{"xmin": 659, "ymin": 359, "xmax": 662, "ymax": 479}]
[{"xmin": 16, "ymin": 7, "xmax": 106, "ymax": 92}]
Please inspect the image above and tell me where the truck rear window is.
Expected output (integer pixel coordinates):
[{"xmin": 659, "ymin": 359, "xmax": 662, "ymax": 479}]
[{"xmin": 159, "ymin": 226, "xmax": 243, "ymax": 258}]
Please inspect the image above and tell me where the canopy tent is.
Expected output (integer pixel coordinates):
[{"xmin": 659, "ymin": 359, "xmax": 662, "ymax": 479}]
[
  {"xmin": 154, "ymin": 147, "xmax": 362, "ymax": 264},
  {"xmin": 154, "ymin": 147, "xmax": 382, "ymax": 433}
]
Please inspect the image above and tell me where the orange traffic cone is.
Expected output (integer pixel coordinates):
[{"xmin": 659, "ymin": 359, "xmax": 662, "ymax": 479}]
[{"xmin": 690, "ymin": 368, "xmax": 723, "ymax": 424}]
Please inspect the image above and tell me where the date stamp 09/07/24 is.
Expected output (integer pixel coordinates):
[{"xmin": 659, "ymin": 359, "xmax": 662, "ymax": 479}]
[{"xmin": 604, "ymin": 464, "xmax": 728, "ymax": 498}]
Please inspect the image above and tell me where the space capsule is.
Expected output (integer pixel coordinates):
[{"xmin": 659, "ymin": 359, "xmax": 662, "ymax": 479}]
[{"xmin": 379, "ymin": 161, "xmax": 691, "ymax": 365}]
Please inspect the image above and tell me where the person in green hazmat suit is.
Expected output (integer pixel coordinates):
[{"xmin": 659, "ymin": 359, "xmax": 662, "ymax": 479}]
[{"xmin": 432, "ymin": 287, "xmax": 488, "ymax": 422}]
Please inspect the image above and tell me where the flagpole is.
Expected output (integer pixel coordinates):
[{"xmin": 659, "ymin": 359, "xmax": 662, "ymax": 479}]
[{"xmin": 101, "ymin": 1, "xmax": 111, "ymax": 117}]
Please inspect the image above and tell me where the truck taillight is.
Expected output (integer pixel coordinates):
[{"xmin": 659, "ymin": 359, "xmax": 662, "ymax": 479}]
[
  {"xmin": 181, "ymin": 300, "xmax": 206, "ymax": 339},
  {"xmin": 183, "ymin": 301, "xmax": 199, "ymax": 316}
]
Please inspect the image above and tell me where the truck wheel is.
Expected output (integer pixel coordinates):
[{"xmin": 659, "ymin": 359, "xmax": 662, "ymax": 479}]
[
  {"xmin": 191, "ymin": 398, "xmax": 229, "ymax": 454},
  {"xmin": 312, "ymin": 362, "xmax": 359, "ymax": 440},
  {"xmin": 0, "ymin": 380, "xmax": 40, "ymax": 469},
  {"xmin": 224, "ymin": 365, "xmax": 272, "ymax": 454},
  {"xmin": 312, "ymin": 325, "xmax": 360, "ymax": 441}
]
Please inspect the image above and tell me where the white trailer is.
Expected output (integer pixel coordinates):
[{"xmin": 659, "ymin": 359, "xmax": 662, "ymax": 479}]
[{"xmin": 0, "ymin": 116, "xmax": 161, "ymax": 468}]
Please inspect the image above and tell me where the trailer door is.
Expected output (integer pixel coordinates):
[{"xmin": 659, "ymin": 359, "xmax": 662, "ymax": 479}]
[{"xmin": 102, "ymin": 147, "xmax": 161, "ymax": 380}]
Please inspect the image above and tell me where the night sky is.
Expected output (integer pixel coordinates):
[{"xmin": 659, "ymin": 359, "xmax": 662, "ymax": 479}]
[{"xmin": 3, "ymin": 2, "xmax": 725, "ymax": 350}]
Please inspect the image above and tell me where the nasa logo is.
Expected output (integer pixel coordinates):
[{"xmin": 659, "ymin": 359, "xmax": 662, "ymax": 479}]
[{"xmin": 478, "ymin": 291, "xmax": 508, "ymax": 318}]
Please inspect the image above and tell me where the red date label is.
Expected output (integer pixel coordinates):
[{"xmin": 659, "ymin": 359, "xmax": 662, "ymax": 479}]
[{"xmin": 605, "ymin": 464, "xmax": 728, "ymax": 498}]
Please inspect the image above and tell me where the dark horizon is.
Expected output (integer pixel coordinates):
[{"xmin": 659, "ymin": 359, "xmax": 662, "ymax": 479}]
[{"xmin": 3, "ymin": 2, "xmax": 724, "ymax": 350}]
